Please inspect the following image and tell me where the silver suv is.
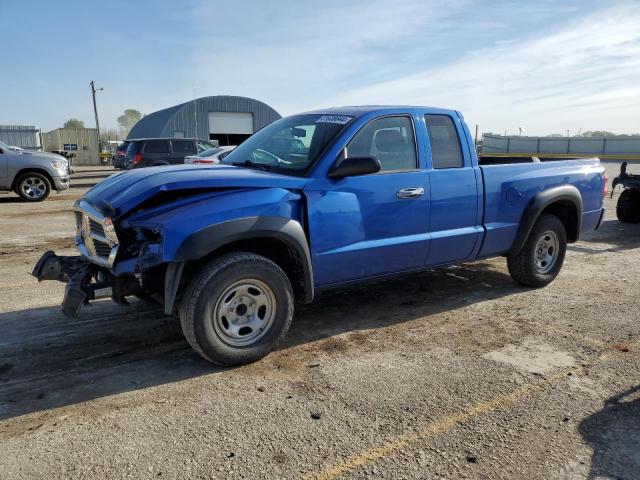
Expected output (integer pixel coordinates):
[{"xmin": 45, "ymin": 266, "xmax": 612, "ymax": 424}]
[{"xmin": 0, "ymin": 140, "xmax": 70, "ymax": 201}]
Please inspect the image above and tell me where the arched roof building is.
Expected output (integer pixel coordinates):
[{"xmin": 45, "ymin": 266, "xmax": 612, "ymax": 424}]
[{"xmin": 127, "ymin": 96, "xmax": 281, "ymax": 146}]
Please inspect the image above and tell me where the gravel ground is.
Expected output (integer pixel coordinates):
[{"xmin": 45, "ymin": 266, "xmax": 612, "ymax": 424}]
[{"xmin": 0, "ymin": 163, "xmax": 638, "ymax": 479}]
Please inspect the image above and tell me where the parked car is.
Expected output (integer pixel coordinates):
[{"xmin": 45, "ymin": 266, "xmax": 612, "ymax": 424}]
[
  {"xmin": 112, "ymin": 141, "xmax": 130, "ymax": 169},
  {"xmin": 33, "ymin": 106, "xmax": 606, "ymax": 366},
  {"xmin": 0, "ymin": 140, "xmax": 70, "ymax": 201},
  {"xmin": 185, "ymin": 145, "xmax": 236, "ymax": 165},
  {"xmin": 125, "ymin": 138, "xmax": 216, "ymax": 168}
]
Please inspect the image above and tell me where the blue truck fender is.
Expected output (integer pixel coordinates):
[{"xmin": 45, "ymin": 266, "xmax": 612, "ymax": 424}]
[
  {"xmin": 163, "ymin": 216, "xmax": 314, "ymax": 314},
  {"xmin": 509, "ymin": 185, "xmax": 583, "ymax": 256}
]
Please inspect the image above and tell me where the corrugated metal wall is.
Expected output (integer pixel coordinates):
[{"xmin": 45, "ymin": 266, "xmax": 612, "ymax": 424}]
[
  {"xmin": 41, "ymin": 128, "xmax": 100, "ymax": 165},
  {"xmin": 127, "ymin": 96, "xmax": 281, "ymax": 140},
  {"xmin": 0, "ymin": 125, "xmax": 40, "ymax": 149},
  {"xmin": 482, "ymin": 134, "xmax": 640, "ymax": 156}
]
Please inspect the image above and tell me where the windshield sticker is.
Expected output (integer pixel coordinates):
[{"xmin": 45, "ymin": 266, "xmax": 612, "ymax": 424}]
[{"xmin": 316, "ymin": 115, "xmax": 352, "ymax": 125}]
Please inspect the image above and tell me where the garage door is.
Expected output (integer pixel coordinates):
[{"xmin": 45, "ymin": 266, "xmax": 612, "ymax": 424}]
[{"xmin": 208, "ymin": 112, "xmax": 254, "ymax": 134}]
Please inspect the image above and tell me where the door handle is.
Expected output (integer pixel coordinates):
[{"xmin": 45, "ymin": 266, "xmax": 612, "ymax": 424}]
[{"xmin": 396, "ymin": 187, "xmax": 425, "ymax": 199}]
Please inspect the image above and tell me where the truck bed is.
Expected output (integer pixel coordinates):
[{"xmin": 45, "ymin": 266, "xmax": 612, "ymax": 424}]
[{"xmin": 478, "ymin": 158, "xmax": 605, "ymax": 258}]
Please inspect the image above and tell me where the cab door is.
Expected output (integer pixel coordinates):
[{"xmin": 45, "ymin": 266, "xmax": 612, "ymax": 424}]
[
  {"xmin": 423, "ymin": 114, "xmax": 481, "ymax": 266},
  {"xmin": 305, "ymin": 115, "xmax": 431, "ymax": 286}
]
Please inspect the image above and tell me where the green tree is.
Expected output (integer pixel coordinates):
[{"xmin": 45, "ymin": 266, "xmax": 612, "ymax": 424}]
[
  {"xmin": 63, "ymin": 118, "xmax": 85, "ymax": 129},
  {"xmin": 580, "ymin": 131, "xmax": 616, "ymax": 137},
  {"xmin": 117, "ymin": 109, "xmax": 143, "ymax": 132}
]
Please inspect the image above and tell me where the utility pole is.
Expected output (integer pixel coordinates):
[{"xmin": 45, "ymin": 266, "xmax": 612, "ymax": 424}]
[{"xmin": 90, "ymin": 81, "xmax": 103, "ymax": 155}]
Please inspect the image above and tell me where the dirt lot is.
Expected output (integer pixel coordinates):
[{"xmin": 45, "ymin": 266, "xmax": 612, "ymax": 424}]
[{"xmin": 0, "ymin": 163, "xmax": 638, "ymax": 479}]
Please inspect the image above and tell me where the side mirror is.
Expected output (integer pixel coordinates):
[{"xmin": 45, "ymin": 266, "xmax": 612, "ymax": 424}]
[{"xmin": 327, "ymin": 156, "xmax": 381, "ymax": 179}]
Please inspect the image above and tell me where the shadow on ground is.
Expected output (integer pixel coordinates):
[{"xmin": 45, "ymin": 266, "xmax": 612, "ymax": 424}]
[
  {"xmin": 0, "ymin": 261, "xmax": 523, "ymax": 421},
  {"xmin": 0, "ymin": 196, "xmax": 27, "ymax": 204},
  {"xmin": 569, "ymin": 219, "xmax": 640, "ymax": 255},
  {"xmin": 579, "ymin": 385, "xmax": 640, "ymax": 479}
]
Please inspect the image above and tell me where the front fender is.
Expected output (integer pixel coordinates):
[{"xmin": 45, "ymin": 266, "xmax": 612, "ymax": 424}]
[
  {"xmin": 175, "ymin": 216, "xmax": 313, "ymax": 303},
  {"xmin": 123, "ymin": 187, "xmax": 313, "ymax": 303}
]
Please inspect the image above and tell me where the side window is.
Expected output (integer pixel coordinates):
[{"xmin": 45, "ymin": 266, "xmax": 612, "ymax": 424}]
[
  {"xmin": 144, "ymin": 140, "xmax": 170, "ymax": 154},
  {"xmin": 347, "ymin": 116, "xmax": 417, "ymax": 172},
  {"xmin": 172, "ymin": 140, "xmax": 198, "ymax": 154},
  {"xmin": 425, "ymin": 115, "xmax": 463, "ymax": 169}
]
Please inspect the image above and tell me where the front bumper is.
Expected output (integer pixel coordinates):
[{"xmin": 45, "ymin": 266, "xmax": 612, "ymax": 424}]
[
  {"xmin": 32, "ymin": 251, "xmax": 136, "ymax": 317},
  {"xmin": 53, "ymin": 175, "xmax": 70, "ymax": 191}
]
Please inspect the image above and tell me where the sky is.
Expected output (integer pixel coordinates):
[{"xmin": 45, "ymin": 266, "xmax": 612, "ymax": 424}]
[{"xmin": 1, "ymin": 0, "xmax": 639, "ymax": 136}]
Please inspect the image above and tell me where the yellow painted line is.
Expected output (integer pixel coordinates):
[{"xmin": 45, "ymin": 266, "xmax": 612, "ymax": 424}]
[{"xmin": 304, "ymin": 340, "xmax": 635, "ymax": 480}]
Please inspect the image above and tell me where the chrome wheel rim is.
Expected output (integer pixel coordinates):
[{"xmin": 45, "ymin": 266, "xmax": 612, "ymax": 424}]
[
  {"xmin": 534, "ymin": 230, "xmax": 559, "ymax": 274},
  {"xmin": 213, "ymin": 279, "xmax": 276, "ymax": 347},
  {"xmin": 20, "ymin": 176, "xmax": 47, "ymax": 199}
]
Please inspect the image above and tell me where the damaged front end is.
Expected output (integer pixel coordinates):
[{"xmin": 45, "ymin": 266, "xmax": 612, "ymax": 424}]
[
  {"xmin": 32, "ymin": 199, "xmax": 165, "ymax": 318},
  {"xmin": 32, "ymin": 251, "xmax": 138, "ymax": 317}
]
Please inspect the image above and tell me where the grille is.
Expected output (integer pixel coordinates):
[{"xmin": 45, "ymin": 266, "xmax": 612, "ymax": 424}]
[
  {"xmin": 75, "ymin": 209, "xmax": 118, "ymax": 265},
  {"xmin": 89, "ymin": 218, "xmax": 105, "ymax": 237},
  {"xmin": 93, "ymin": 239, "xmax": 112, "ymax": 257}
]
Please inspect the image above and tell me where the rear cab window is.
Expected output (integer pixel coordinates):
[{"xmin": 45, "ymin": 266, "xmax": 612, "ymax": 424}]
[{"xmin": 424, "ymin": 115, "xmax": 463, "ymax": 169}]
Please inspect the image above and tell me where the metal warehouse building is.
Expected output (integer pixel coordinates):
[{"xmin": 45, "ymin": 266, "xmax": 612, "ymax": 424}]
[
  {"xmin": 127, "ymin": 96, "xmax": 281, "ymax": 146},
  {"xmin": 0, "ymin": 125, "xmax": 41, "ymax": 150}
]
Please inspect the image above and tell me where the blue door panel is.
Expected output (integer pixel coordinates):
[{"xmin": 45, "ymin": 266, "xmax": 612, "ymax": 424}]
[
  {"xmin": 313, "ymin": 233, "xmax": 430, "ymax": 285},
  {"xmin": 422, "ymin": 112, "xmax": 481, "ymax": 266},
  {"xmin": 428, "ymin": 226, "xmax": 483, "ymax": 265},
  {"xmin": 306, "ymin": 171, "xmax": 430, "ymax": 285}
]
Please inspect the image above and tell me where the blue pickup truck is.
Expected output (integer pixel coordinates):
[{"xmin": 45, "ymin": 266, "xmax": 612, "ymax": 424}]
[{"xmin": 33, "ymin": 106, "xmax": 606, "ymax": 365}]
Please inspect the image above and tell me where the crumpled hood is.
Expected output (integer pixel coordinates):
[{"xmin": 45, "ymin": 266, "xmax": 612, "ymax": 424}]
[{"xmin": 82, "ymin": 164, "xmax": 310, "ymax": 218}]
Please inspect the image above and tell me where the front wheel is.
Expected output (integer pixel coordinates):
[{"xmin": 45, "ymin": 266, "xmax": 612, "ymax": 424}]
[
  {"xmin": 16, "ymin": 172, "xmax": 51, "ymax": 202},
  {"xmin": 507, "ymin": 214, "xmax": 567, "ymax": 287},
  {"xmin": 179, "ymin": 253, "xmax": 294, "ymax": 366}
]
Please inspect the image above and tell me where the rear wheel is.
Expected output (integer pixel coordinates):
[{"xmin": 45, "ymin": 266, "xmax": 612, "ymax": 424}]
[
  {"xmin": 507, "ymin": 214, "xmax": 567, "ymax": 287},
  {"xmin": 16, "ymin": 172, "xmax": 51, "ymax": 202},
  {"xmin": 616, "ymin": 189, "xmax": 640, "ymax": 223},
  {"xmin": 179, "ymin": 252, "xmax": 294, "ymax": 366}
]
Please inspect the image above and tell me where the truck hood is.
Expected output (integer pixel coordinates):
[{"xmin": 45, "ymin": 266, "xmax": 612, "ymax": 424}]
[
  {"xmin": 17, "ymin": 151, "xmax": 66, "ymax": 161},
  {"xmin": 82, "ymin": 164, "xmax": 310, "ymax": 218}
]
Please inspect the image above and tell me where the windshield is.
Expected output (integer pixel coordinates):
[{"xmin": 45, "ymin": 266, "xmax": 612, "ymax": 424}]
[
  {"xmin": 199, "ymin": 147, "xmax": 223, "ymax": 157},
  {"xmin": 0, "ymin": 140, "xmax": 12, "ymax": 151},
  {"xmin": 197, "ymin": 141, "xmax": 215, "ymax": 152},
  {"xmin": 221, "ymin": 114, "xmax": 353, "ymax": 175}
]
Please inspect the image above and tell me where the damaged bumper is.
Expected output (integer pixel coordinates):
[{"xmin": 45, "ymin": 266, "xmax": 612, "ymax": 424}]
[{"xmin": 32, "ymin": 251, "xmax": 135, "ymax": 318}]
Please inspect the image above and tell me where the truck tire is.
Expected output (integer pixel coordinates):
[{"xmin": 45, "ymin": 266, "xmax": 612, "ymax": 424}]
[
  {"xmin": 507, "ymin": 214, "xmax": 567, "ymax": 288},
  {"xmin": 16, "ymin": 172, "xmax": 51, "ymax": 202},
  {"xmin": 616, "ymin": 189, "xmax": 640, "ymax": 223},
  {"xmin": 179, "ymin": 252, "xmax": 294, "ymax": 366}
]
